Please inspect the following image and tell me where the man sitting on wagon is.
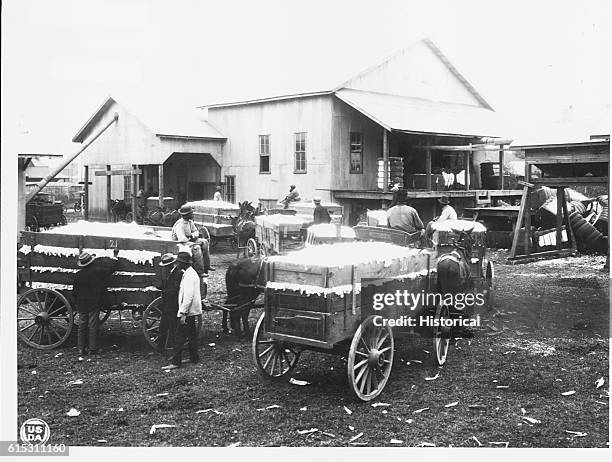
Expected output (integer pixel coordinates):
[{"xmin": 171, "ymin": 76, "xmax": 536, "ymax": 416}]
[
  {"xmin": 386, "ymin": 189, "xmax": 425, "ymax": 239},
  {"xmin": 425, "ymin": 196, "xmax": 458, "ymax": 241},
  {"xmin": 172, "ymin": 205, "xmax": 215, "ymax": 277},
  {"xmin": 281, "ymin": 184, "xmax": 301, "ymax": 209}
]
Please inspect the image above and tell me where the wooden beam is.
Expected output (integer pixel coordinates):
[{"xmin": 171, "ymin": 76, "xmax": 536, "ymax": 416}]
[
  {"xmin": 509, "ymin": 185, "xmax": 530, "ymax": 259},
  {"xmin": 83, "ymin": 165, "xmax": 89, "ymax": 220},
  {"xmin": 532, "ymin": 177, "xmax": 608, "ymax": 185},
  {"xmin": 382, "ymin": 129, "xmax": 389, "ymax": 193},
  {"xmin": 561, "ymin": 193, "xmax": 577, "ymax": 252},
  {"xmin": 464, "ymin": 150, "xmax": 470, "ymax": 190},
  {"xmin": 131, "ymin": 164, "xmax": 137, "ymax": 221},
  {"xmin": 508, "ymin": 248, "xmax": 577, "ymax": 264},
  {"xmin": 106, "ymin": 165, "xmax": 112, "ymax": 222},
  {"xmin": 499, "ymin": 146, "xmax": 505, "ymax": 190},
  {"xmin": 556, "ymin": 187, "xmax": 563, "ymax": 250},
  {"xmin": 425, "ymin": 146, "xmax": 432, "ymax": 191},
  {"xmin": 524, "ymin": 186, "xmax": 531, "ymax": 255},
  {"xmin": 94, "ymin": 168, "xmax": 142, "ymax": 176},
  {"xmin": 158, "ymin": 164, "xmax": 164, "ymax": 208}
]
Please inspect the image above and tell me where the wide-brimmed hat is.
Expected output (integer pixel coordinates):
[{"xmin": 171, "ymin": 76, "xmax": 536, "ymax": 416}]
[
  {"xmin": 175, "ymin": 251, "xmax": 192, "ymax": 265},
  {"xmin": 77, "ymin": 251, "xmax": 96, "ymax": 267},
  {"xmin": 438, "ymin": 196, "xmax": 450, "ymax": 205},
  {"xmin": 159, "ymin": 253, "xmax": 177, "ymax": 267},
  {"xmin": 179, "ymin": 205, "xmax": 194, "ymax": 216},
  {"xmin": 215, "ymin": 185, "xmax": 222, "ymax": 191},
  {"xmin": 313, "ymin": 197, "xmax": 321, "ymax": 203}
]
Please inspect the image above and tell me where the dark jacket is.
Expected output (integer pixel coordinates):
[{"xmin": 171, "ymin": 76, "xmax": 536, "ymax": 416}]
[
  {"xmin": 313, "ymin": 204, "xmax": 331, "ymax": 224},
  {"xmin": 160, "ymin": 266, "xmax": 184, "ymax": 315},
  {"xmin": 72, "ymin": 257, "xmax": 119, "ymax": 312}
]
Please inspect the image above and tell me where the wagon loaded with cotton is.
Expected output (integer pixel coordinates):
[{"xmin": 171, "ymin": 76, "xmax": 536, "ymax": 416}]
[
  {"xmin": 186, "ymin": 200, "xmax": 241, "ymax": 249},
  {"xmin": 252, "ymin": 242, "xmax": 455, "ymax": 401},
  {"xmin": 16, "ymin": 221, "xmax": 179, "ymax": 350}
]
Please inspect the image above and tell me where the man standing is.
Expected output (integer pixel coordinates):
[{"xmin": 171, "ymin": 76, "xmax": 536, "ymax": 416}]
[
  {"xmin": 213, "ymin": 185, "xmax": 222, "ymax": 201},
  {"xmin": 312, "ymin": 197, "xmax": 331, "ymax": 224},
  {"xmin": 386, "ymin": 189, "xmax": 424, "ymax": 235},
  {"xmin": 156, "ymin": 253, "xmax": 182, "ymax": 355},
  {"xmin": 172, "ymin": 205, "xmax": 215, "ymax": 276},
  {"xmin": 282, "ymin": 185, "xmax": 300, "ymax": 209},
  {"xmin": 162, "ymin": 252, "xmax": 202, "ymax": 370},
  {"xmin": 72, "ymin": 249, "xmax": 120, "ymax": 355}
]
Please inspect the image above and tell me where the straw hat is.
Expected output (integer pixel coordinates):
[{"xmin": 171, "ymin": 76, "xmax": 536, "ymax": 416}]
[
  {"xmin": 77, "ymin": 252, "xmax": 96, "ymax": 267},
  {"xmin": 159, "ymin": 253, "xmax": 177, "ymax": 267},
  {"xmin": 179, "ymin": 205, "xmax": 194, "ymax": 216}
]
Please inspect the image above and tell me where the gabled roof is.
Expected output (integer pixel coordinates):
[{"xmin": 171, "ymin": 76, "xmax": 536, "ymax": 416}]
[
  {"xmin": 73, "ymin": 96, "xmax": 226, "ymax": 143},
  {"xmin": 200, "ymin": 38, "xmax": 493, "ymax": 112}
]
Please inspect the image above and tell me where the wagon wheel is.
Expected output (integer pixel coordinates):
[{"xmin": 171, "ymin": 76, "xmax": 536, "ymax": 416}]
[
  {"xmin": 142, "ymin": 297, "xmax": 162, "ymax": 349},
  {"xmin": 433, "ymin": 302, "xmax": 452, "ymax": 366},
  {"xmin": 60, "ymin": 214, "xmax": 67, "ymax": 225},
  {"xmin": 17, "ymin": 288, "xmax": 73, "ymax": 350},
  {"xmin": 252, "ymin": 313, "xmax": 300, "ymax": 381},
  {"xmin": 246, "ymin": 238, "xmax": 258, "ymax": 258},
  {"xmin": 483, "ymin": 260, "xmax": 495, "ymax": 310},
  {"xmin": 347, "ymin": 315, "xmax": 394, "ymax": 402},
  {"xmin": 259, "ymin": 244, "xmax": 268, "ymax": 257}
]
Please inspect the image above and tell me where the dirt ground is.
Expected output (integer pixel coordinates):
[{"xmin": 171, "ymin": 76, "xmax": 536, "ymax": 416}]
[{"xmin": 16, "ymin": 247, "xmax": 609, "ymax": 447}]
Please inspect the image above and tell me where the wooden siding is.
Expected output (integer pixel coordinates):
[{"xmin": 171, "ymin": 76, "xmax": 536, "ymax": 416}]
[{"xmin": 208, "ymin": 95, "xmax": 334, "ymax": 203}]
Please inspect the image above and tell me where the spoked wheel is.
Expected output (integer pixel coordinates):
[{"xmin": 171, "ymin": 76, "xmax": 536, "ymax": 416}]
[
  {"xmin": 17, "ymin": 288, "xmax": 73, "ymax": 349},
  {"xmin": 347, "ymin": 315, "xmax": 394, "ymax": 402},
  {"xmin": 246, "ymin": 238, "xmax": 258, "ymax": 258},
  {"xmin": 433, "ymin": 302, "xmax": 452, "ymax": 366},
  {"xmin": 259, "ymin": 244, "xmax": 268, "ymax": 257},
  {"xmin": 483, "ymin": 260, "xmax": 495, "ymax": 310},
  {"xmin": 252, "ymin": 313, "xmax": 300, "ymax": 381},
  {"xmin": 142, "ymin": 297, "xmax": 162, "ymax": 349}
]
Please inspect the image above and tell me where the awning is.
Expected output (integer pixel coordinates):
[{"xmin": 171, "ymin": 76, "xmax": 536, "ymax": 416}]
[{"xmin": 335, "ymin": 88, "xmax": 502, "ymax": 138}]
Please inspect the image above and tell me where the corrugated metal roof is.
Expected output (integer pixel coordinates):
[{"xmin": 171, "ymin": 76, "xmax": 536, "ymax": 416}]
[
  {"xmin": 335, "ymin": 88, "xmax": 502, "ymax": 137},
  {"xmin": 73, "ymin": 96, "xmax": 226, "ymax": 143}
]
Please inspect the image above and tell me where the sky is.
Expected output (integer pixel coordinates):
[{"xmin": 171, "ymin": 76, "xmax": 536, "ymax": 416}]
[{"xmin": 1, "ymin": 0, "xmax": 611, "ymax": 153}]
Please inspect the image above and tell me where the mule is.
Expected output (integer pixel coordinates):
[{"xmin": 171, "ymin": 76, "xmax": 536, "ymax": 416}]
[
  {"xmin": 436, "ymin": 225, "xmax": 475, "ymax": 310},
  {"xmin": 223, "ymin": 256, "xmax": 266, "ymax": 338},
  {"xmin": 232, "ymin": 201, "xmax": 259, "ymax": 252}
]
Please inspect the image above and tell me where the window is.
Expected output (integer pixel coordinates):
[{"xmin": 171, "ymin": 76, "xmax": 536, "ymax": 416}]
[
  {"xmin": 224, "ymin": 175, "xmax": 236, "ymax": 204},
  {"xmin": 350, "ymin": 132, "xmax": 363, "ymax": 173},
  {"xmin": 123, "ymin": 175, "xmax": 132, "ymax": 202},
  {"xmin": 259, "ymin": 135, "xmax": 270, "ymax": 173},
  {"xmin": 294, "ymin": 132, "xmax": 307, "ymax": 173}
]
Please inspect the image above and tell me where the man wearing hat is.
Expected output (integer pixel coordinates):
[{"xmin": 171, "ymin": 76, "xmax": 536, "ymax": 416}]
[
  {"xmin": 213, "ymin": 185, "xmax": 222, "ymax": 202},
  {"xmin": 72, "ymin": 248, "xmax": 120, "ymax": 355},
  {"xmin": 386, "ymin": 189, "xmax": 425, "ymax": 236},
  {"xmin": 425, "ymin": 196, "xmax": 458, "ymax": 240},
  {"xmin": 282, "ymin": 184, "xmax": 301, "ymax": 209},
  {"xmin": 172, "ymin": 205, "xmax": 214, "ymax": 276},
  {"xmin": 162, "ymin": 251, "xmax": 202, "ymax": 370},
  {"xmin": 155, "ymin": 253, "xmax": 183, "ymax": 355},
  {"xmin": 312, "ymin": 197, "xmax": 331, "ymax": 224}
]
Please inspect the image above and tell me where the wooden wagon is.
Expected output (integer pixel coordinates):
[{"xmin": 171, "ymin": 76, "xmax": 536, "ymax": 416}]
[
  {"xmin": 186, "ymin": 200, "xmax": 240, "ymax": 249},
  {"xmin": 251, "ymin": 242, "xmax": 460, "ymax": 401},
  {"xmin": 16, "ymin": 226, "xmax": 179, "ymax": 350},
  {"xmin": 247, "ymin": 214, "xmax": 312, "ymax": 257},
  {"xmin": 280, "ymin": 201, "xmax": 344, "ymax": 225}
]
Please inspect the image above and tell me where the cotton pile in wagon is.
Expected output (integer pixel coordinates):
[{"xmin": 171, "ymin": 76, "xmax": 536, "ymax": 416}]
[
  {"xmin": 280, "ymin": 201, "xmax": 344, "ymax": 224},
  {"xmin": 430, "ymin": 219, "xmax": 487, "ymax": 247},
  {"xmin": 184, "ymin": 200, "xmax": 240, "ymax": 237},
  {"xmin": 18, "ymin": 221, "xmax": 178, "ymax": 303},
  {"xmin": 266, "ymin": 241, "xmax": 435, "ymax": 297}
]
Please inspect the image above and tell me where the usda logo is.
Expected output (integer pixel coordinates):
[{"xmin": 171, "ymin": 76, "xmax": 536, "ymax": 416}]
[{"xmin": 20, "ymin": 418, "xmax": 50, "ymax": 444}]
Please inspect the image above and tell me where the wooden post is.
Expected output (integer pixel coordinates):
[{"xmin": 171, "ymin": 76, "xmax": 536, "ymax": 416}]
[
  {"xmin": 524, "ymin": 188, "xmax": 531, "ymax": 255},
  {"xmin": 556, "ymin": 187, "xmax": 564, "ymax": 250},
  {"xmin": 106, "ymin": 165, "xmax": 112, "ymax": 222},
  {"xmin": 158, "ymin": 163, "xmax": 164, "ymax": 208},
  {"xmin": 83, "ymin": 165, "xmax": 89, "ymax": 220},
  {"xmin": 499, "ymin": 145, "xmax": 505, "ymax": 190},
  {"xmin": 509, "ymin": 185, "xmax": 530, "ymax": 258},
  {"xmin": 382, "ymin": 129, "xmax": 389, "ymax": 193},
  {"xmin": 425, "ymin": 146, "xmax": 432, "ymax": 191},
  {"xmin": 131, "ymin": 164, "xmax": 138, "ymax": 218},
  {"xmin": 464, "ymin": 150, "xmax": 471, "ymax": 190},
  {"xmin": 561, "ymin": 192, "xmax": 577, "ymax": 252}
]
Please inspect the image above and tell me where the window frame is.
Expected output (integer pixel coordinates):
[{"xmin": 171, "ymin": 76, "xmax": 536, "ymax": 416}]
[
  {"xmin": 294, "ymin": 132, "xmax": 307, "ymax": 174},
  {"xmin": 224, "ymin": 175, "xmax": 236, "ymax": 204},
  {"xmin": 349, "ymin": 131, "xmax": 363, "ymax": 174},
  {"xmin": 259, "ymin": 134, "xmax": 271, "ymax": 174}
]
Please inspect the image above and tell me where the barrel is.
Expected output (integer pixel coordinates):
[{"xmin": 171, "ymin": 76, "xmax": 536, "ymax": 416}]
[{"xmin": 569, "ymin": 211, "xmax": 603, "ymax": 246}]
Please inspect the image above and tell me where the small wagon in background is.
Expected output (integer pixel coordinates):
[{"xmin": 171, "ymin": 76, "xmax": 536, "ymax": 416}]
[
  {"xmin": 186, "ymin": 200, "xmax": 241, "ymax": 249},
  {"xmin": 248, "ymin": 214, "xmax": 312, "ymax": 256}
]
